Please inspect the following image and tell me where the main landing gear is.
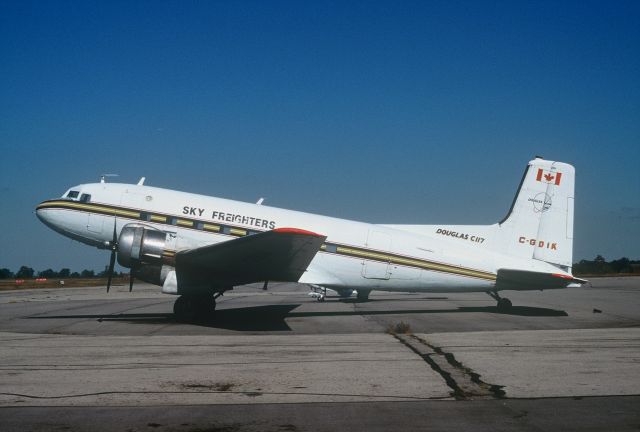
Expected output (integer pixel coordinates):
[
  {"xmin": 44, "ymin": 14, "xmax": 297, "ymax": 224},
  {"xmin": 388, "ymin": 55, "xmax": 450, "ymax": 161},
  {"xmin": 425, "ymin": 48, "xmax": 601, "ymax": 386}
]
[
  {"xmin": 356, "ymin": 289, "xmax": 371, "ymax": 302},
  {"xmin": 173, "ymin": 292, "xmax": 222, "ymax": 322},
  {"xmin": 487, "ymin": 290, "xmax": 512, "ymax": 312}
]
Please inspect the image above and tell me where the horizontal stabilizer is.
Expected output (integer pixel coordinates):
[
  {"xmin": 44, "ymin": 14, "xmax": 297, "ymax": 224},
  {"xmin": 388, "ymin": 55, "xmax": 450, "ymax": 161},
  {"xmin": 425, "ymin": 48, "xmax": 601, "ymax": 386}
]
[{"xmin": 495, "ymin": 268, "xmax": 587, "ymax": 291}]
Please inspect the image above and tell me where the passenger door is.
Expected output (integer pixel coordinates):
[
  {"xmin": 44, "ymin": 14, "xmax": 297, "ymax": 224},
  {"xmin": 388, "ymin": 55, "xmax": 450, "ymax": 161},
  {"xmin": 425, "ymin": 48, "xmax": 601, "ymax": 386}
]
[{"xmin": 362, "ymin": 230, "xmax": 391, "ymax": 280}]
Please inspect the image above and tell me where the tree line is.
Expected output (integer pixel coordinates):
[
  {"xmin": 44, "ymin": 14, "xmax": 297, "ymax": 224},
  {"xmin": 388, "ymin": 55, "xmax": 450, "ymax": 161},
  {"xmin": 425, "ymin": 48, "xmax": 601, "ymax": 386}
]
[
  {"xmin": 0, "ymin": 266, "xmax": 127, "ymax": 279},
  {"xmin": 572, "ymin": 256, "xmax": 640, "ymax": 275},
  {"xmin": 2, "ymin": 256, "xmax": 639, "ymax": 279}
]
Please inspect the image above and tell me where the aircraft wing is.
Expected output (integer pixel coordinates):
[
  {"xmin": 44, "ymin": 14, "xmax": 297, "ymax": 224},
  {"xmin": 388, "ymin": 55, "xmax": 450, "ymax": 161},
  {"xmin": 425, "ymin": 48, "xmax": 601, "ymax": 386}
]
[
  {"xmin": 174, "ymin": 228, "xmax": 327, "ymax": 291},
  {"xmin": 495, "ymin": 268, "xmax": 588, "ymax": 291}
]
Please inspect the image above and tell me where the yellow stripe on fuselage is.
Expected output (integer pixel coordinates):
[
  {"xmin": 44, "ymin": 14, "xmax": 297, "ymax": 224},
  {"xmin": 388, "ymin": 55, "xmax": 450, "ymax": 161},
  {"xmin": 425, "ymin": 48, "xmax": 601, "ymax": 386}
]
[
  {"xmin": 38, "ymin": 200, "xmax": 496, "ymax": 281},
  {"xmin": 177, "ymin": 219, "xmax": 193, "ymax": 227},
  {"xmin": 336, "ymin": 246, "xmax": 495, "ymax": 281},
  {"xmin": 38, "ymin": 200, "xmax": 140, "ymax": 218}
]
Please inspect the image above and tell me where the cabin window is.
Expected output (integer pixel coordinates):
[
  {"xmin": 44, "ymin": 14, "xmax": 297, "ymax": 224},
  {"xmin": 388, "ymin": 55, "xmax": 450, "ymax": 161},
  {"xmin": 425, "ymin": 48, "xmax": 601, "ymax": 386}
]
[
  {"xmin": 79, "ymin": 193, "xmax": 91, "ymax": 203},
  {"xmin": 67, "ymin": 190, "xmax": 80, "ymax": 199}
]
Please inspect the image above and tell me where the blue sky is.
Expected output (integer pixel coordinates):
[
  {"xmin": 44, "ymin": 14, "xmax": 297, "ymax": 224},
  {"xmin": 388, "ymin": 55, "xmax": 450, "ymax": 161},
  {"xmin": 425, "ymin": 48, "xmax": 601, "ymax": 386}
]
[{"xmin": 1, "ymin": 1, "xmax": 639, "ymax": 273}]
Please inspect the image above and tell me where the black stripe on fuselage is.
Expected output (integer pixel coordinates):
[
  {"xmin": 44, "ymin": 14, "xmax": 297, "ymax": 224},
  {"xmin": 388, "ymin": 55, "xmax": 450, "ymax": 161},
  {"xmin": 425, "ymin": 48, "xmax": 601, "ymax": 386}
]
[{"xmin": 37, "ymin": 200, "xmax": 497, "ymax": 281}]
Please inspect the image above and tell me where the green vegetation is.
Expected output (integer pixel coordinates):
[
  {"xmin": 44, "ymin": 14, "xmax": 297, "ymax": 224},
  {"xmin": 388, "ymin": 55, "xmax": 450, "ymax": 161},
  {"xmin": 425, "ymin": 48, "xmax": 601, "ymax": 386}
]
[
  {"xmin": 572, "ymin": 256, "xmax": 640, "ymax": 276},
  {"xmin": 0, "ymin": 255, "xmax": 638, "ymax": 282},
  {"xmin": 0, "ymin": 266, "xmax": 126, "ymax": 280},
  {"xmin": 386, "ymin": 321, "xmax": 412, "ymax": 335}
]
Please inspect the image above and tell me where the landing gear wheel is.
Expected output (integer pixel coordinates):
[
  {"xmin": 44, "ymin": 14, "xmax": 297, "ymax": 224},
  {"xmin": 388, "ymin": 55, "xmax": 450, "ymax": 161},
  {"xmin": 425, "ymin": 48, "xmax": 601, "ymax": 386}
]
[
  {"xmin": 173, "ymin": 295, "xmax": 189, "ymax": 321},
  {"xmin": 497, "ymin": 297, "xmax": 512, "ymax": 312},
  {"xmin": 173, "ymin": 295, "xmax": 216, "ymax": 322},
  {"xmin": 356, "ymin": 289, "xmax": 371, "ymax": 302}
]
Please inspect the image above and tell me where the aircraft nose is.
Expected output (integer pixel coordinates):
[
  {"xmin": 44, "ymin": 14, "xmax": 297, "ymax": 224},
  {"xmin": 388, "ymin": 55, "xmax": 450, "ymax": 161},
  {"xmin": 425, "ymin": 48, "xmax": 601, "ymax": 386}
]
[{"xmin": 35, "ymin": 202, "xmax": 56, "ymax": 228}]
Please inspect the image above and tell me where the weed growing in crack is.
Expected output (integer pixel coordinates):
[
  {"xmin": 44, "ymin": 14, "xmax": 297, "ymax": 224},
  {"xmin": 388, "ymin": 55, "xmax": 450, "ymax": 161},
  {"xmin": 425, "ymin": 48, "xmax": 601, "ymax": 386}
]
[{"xmin": 386, "ymin": 321, "xmax": 412, "ymax": 334}]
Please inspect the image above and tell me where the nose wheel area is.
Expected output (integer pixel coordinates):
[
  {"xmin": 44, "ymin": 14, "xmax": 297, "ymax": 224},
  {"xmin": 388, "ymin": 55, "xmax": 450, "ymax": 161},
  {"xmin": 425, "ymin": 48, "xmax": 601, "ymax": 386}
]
[{"xmin": 173, "ymin": 294, "xmax": 217, "ymax": 322}]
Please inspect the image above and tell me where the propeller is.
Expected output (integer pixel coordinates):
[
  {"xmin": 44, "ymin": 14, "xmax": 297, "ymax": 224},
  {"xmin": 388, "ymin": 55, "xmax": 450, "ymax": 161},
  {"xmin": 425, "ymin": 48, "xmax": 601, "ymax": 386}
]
[
  {"xmin": 129, "ymin": 263, "xmax": 136, "ymax": 292},
  {"xmin": 106, "ymin": 219, "xmax": 118, "ymax": 293}
]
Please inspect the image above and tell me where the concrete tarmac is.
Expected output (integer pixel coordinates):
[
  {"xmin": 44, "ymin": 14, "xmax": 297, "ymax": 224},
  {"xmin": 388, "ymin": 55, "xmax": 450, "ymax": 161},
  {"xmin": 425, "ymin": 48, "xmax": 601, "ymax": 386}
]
[{"xmin": 1, "ymin": 277, "xmax": 639, "ymax": 431}]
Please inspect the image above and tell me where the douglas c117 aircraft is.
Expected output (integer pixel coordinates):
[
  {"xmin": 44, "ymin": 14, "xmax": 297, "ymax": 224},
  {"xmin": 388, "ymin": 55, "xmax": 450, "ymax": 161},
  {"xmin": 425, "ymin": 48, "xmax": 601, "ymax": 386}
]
[{"xmin": 36, "ymin": 157, "xmax": 586, "ymax": 320}]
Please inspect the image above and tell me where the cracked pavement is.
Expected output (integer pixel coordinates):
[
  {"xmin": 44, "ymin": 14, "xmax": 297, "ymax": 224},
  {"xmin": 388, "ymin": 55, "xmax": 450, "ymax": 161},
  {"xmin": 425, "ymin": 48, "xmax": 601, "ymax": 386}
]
[{"xmin": 1, "ymin": 277, "xmax": 639, "ymax": 430}]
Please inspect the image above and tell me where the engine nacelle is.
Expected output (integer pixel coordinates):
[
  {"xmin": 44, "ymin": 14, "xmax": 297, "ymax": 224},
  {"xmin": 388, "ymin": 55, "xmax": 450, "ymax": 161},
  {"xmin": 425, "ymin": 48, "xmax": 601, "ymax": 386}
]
[
  {"xmin": 133, "ymin": 263, "xmax": 175, "ymax": 286},
  {"xmin": 117, "ymin": 225, "xmax": 167, "ymax": 268}
]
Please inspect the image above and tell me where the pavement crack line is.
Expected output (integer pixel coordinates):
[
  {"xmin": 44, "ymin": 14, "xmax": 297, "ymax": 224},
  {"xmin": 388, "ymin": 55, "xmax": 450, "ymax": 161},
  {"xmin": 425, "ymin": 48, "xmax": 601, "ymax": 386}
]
[{"xmin": 394, "ymin": 333, "xmax": 505, "ymax": 400}]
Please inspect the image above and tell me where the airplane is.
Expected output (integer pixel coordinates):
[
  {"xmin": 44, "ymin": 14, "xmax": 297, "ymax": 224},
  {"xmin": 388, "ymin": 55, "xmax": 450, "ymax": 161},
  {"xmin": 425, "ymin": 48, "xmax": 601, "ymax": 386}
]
[{"xmin": 36, "ymin": 157, "xmax": 586, "ymax": 320}]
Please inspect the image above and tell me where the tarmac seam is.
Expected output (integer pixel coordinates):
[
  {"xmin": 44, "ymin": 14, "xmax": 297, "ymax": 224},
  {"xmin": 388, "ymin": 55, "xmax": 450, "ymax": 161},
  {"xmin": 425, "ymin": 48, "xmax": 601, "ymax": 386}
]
[
  {"xmin": 0, "ymin": 390, "xmax": 447, "ymax": 401},
  {"xmin": 394, "ymin": 334, "xmax": 505, "ymax": 400},
  {"xmin": 0, "ymin": 358, "xmax": 424, "ymax": 370}
]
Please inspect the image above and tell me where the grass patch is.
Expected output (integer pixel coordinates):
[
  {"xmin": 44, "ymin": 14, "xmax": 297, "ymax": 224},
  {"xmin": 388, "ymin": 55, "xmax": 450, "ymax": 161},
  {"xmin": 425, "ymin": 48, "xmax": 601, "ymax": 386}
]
[{"xmin": 386, "ymin": 321, "xmax": 412, "ymax": 335}]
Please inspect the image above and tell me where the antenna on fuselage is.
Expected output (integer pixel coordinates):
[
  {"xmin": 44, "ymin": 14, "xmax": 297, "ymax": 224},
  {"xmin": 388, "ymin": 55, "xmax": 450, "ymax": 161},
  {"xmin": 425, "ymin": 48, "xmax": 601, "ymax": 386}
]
[
  {"xmin": 100, "ymin": 174, "xmax": 119, "ymax": 183},
  {"xmin": 256, "ymin": 198, "xmax": 265, "ymax": 205},
  {"xmin": 137, "ymin": 177, "xmax": 146, "ymax": 186}
]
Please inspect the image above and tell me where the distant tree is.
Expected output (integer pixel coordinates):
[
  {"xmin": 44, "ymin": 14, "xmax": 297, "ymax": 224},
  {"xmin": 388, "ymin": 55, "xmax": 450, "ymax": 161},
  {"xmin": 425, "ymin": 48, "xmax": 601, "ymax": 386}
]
[
  {"xmin": 588, "ymin": 255, "xmax": 611, "ymax": 274},
  {"xmin": 0, "ymin": 268, "xmax": 14, "ymax": 279},
  {"xmin": 70, "ymin": 272, "xmax": 80, "ymax": 278},
  {"xmin": 80, "ymin": 269, "xmax": 95, "ymax": 278},
  {"xmin": 38, "ymin": 269, "xmax": 58, "ymax": 278},
  {"xmin": 610, "ymin": 257, "xmax": 631, "ymax": 273},
  {"xmin": 573, "ymin": 259, "xmax": 596, "ymax": 274},
  {"xmin": 574, "ymin": 256, "xmax": 639, "ymax": 275},
  {"xmin": 15, "ymin": 266, "xmax": 35, "ymax": 279},
  {"xmin": 59, "ymin": 268, "xmax": 71, "ymax": 278},
  {"xmin": 97, "ymin": 265, "xmax": 111, "ymax": 278}
]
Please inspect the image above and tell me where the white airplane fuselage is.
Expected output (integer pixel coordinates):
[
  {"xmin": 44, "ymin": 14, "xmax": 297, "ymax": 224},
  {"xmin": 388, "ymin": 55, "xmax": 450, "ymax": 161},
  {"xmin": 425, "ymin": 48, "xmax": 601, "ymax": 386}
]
[{"xmin": 36, "ymin": 159, "xmax": 577, "ymax": 299}]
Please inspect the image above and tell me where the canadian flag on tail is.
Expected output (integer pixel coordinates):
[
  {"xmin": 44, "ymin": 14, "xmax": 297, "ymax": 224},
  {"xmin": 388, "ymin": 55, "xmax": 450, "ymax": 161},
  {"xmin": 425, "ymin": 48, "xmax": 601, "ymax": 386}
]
[{"xmin": 536, "ymin": 168, "xmax": 562, "ymax": 185}]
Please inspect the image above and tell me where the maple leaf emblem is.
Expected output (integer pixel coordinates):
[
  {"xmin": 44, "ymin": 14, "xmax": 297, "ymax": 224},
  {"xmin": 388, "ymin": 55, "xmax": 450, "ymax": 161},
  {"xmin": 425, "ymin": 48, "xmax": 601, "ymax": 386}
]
[{"xmin": 544, "ymin": 173, "xmax": 555, "ymax": 182}]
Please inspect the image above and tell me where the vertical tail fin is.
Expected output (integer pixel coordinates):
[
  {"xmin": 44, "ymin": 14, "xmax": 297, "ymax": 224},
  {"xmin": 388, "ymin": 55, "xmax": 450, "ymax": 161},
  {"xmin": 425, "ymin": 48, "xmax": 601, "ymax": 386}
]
[{"xmin": 493, "ymin": 157, "xmax": 575, "ymax": 270}]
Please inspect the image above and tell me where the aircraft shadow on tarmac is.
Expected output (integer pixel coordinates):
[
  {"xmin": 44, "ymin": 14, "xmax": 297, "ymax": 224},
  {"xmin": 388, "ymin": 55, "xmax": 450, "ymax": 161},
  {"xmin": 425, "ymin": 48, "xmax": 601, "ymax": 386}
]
[{"xmin": 26, "ymin": 303, "xmax": 568, "ymax": 332}]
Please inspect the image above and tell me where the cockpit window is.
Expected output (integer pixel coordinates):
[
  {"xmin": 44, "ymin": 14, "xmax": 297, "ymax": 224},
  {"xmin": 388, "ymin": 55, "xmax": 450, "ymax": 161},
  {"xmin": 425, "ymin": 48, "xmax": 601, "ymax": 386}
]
[
  {"xmin": 79, "ymin": 193, "xmax": 91, "ymax": 203},
  {"xmin": 66, "ymin": 190, "xmax": 80, "ymax": 199}
]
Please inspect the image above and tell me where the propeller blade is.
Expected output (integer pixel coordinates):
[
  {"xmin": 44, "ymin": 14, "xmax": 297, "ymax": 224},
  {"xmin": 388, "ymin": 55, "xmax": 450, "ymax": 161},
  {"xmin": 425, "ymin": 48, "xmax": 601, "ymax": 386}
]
[
  {"xmin": 106, "ymin": 219, "xmax": 118, "ymax": 293},
  {"xmin": 129, "ymin": 267, "xmax": 135, "ymax": 292},
  {"xmin": 106, "ymin": 249, "xmax": 116, "ymax": 292},
  {"xmin": 112, "ymin": 218, "xmax": 118, "ymax": 243}
]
